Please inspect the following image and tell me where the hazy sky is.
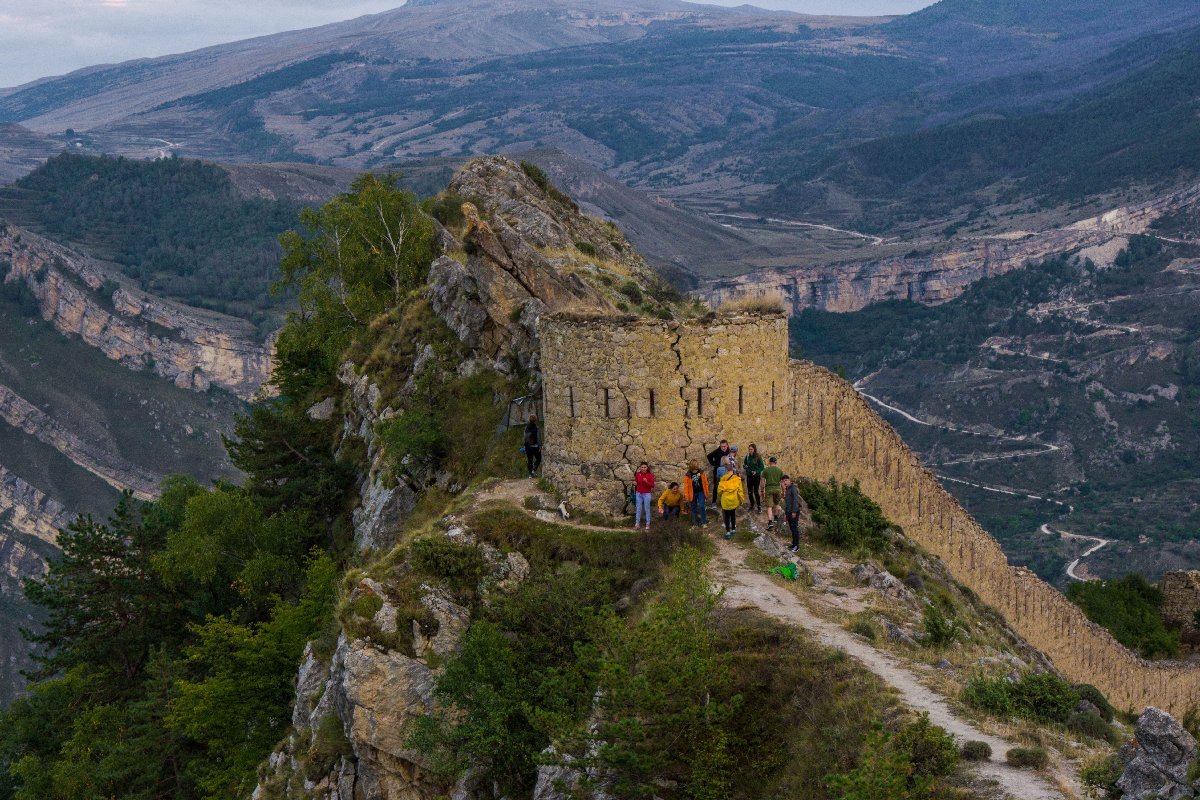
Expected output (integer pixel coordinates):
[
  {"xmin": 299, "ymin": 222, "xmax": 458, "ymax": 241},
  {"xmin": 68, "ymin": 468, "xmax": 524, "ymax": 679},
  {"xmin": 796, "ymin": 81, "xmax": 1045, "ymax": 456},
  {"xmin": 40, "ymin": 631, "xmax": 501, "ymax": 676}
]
[{"xmin": 0, "ymin": 0, "xmax": 934, "ymax": 89}]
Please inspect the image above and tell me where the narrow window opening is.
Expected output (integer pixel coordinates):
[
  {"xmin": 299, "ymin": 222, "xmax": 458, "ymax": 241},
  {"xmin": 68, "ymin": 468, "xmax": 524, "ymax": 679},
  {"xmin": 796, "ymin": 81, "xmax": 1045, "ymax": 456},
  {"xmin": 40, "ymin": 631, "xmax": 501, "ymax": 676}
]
[
  {"xmin": 697, "ymin": 387, "xmax": 704, "ymax": 417},
  {"xmin": 568, "ymin": 386, "xmax": 575, "ymax": 418},
  {"xmin": 604, "ymin": 388, "xmax": 611, "ymax": 418},
  {"xmin": 649, "ymin": 389, "xmax": 656, "ymax": 417},
  {"xmin": 738, "ymin": 385, "xmax": 744, "ymax": 414},
  {"xmin": 771, "ymin": 381, "xmax": 776, "ymax": 412}
]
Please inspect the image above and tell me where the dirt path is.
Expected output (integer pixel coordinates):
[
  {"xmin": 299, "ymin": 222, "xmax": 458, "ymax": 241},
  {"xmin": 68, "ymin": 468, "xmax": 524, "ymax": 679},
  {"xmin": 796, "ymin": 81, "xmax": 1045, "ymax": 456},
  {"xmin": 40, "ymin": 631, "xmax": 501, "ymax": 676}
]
[
  {"xmin": 484, "ymin": 479, "xmax": 1076, "ymax": 799},
  {"xmin": 710, "ymin": 536, "xmax": 1070, "ymax": 800}
]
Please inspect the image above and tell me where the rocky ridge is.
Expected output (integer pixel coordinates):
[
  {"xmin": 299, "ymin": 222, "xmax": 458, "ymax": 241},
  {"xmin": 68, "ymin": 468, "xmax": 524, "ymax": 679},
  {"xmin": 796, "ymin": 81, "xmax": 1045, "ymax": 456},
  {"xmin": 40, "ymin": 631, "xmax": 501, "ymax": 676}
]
[
  {"xmin": 704, "ymin": 179, "xmax": 1200, "ymax": 314},
  {"xmin": 0, "ymin": 223, "xmax": 272, "ymax": 399},
  {"xmin": 0, "ymin": 467, "xmax": 69, "ymax": 544}
]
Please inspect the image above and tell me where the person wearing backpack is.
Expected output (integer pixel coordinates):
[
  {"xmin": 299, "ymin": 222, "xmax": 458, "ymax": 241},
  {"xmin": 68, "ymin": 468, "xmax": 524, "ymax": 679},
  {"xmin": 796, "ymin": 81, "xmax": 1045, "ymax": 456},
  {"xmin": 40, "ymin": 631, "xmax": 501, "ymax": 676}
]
[
  {"xmin": 706, "ymin": 439, "xmax": 730, "ymax": 507},
  {"xmin": 682, "ymin": 460, "xmax": 710, "ymax": 528},
  {"xmin": 633, "ymin": 462, "xmax": 656, "ymax": 531},
  {"xmin": 782, "ymin": 474, "xmax": 803, "ymax": 552},
  {"xmin": 717, "ymin": 456, "xmax": 745, "ymax": 539},
  {"xmin": 523, "ymin": 414, "xmax": 542, "ymax": 478},
  {"xmin": 743, "ymin": 443, "xmax": 765, "ymax": 514}
]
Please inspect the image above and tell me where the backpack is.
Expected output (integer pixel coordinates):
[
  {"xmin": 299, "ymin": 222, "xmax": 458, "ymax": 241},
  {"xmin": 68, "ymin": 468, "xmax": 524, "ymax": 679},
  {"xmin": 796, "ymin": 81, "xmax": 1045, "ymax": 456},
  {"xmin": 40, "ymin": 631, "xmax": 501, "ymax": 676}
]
[{"xmin": 690, "ymin": 472, "xmax": 703, "ymax": 496}]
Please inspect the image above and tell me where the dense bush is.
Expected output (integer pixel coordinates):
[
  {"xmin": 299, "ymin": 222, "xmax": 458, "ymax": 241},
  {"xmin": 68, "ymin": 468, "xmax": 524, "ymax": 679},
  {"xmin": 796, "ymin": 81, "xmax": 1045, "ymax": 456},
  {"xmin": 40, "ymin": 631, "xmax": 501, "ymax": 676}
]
[
  {"xmin": 960, "ymin": 740, "xmax": 992, "ymax": 761},
  {"xmin": 799, "ymin": 479, "xmax": 894, "ymax": 552},
  {"xmin": 1080, "ymin": 753, "xmax": 1123, "ymax": 797},
  {"xmin": 963, "ymin": 672, "xmax": 1079, "ymax": 723},
  {"xmin": 409, "ymin": 537, "xmax": 488, "ymax": 592},
  {"xmin": 922, "ymin": 603, "xmax": 960, "ymax": 648},
  {"xmin": 1067, "ymin": 710, "xmax": 1118, "ymax": 744},
  {"xmin": 1066, "ymin": 574, "xmax": 1180, "ymax": 660},
  {"xmin": 1073, "ymin": 683, "xmax": 1116, "ymax": 723},
  {"xmin": 1005, "ymin": 747, "xmax": 1048, "ymax": 769},
  {"xmin": 825, "ymin": 714, "xmax": 958, "ymax": 800},
  {"xmin": 379, "ymin": 408, "xmax": 449, "ymax": 473}
]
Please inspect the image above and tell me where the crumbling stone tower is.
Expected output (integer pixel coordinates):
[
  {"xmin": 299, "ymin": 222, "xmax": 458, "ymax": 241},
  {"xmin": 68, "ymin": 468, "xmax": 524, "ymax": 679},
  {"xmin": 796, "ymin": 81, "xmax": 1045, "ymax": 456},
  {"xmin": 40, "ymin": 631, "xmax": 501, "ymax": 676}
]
[
  {"xmin": 540, "ymin": 312, "xmax": 790, "ymax": 507},
  {"xmin": 539, "ymin": 310, "xmax": 1200, "ymax": 714}
]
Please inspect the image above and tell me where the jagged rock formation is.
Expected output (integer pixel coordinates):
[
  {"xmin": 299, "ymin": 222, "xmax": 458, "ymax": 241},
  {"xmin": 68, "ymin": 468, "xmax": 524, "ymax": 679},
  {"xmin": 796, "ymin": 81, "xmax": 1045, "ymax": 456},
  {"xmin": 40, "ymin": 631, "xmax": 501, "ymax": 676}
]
[
  {"xmin": 1116, "ymin": 707, "xmax": 1199, "ymax": 799},
  {"xmin": 703, "ymin": 180, "xmax": 1200, "ymax": 314},
  {"xmin": 0, "ymin": 223, "xmax": 272, "ymax": 399},
  {"xmin": 0, "ymin": 467, "xmax": 71, "ymax": 545}
]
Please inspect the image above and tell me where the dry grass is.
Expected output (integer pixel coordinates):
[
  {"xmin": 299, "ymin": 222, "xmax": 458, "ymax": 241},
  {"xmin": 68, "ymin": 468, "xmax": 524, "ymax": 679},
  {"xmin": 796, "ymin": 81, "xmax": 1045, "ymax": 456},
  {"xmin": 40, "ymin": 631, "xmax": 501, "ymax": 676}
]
[
  {"xmin": 718, "ymin": 292, "xmax": 787, "ymax": 316},
  {"xmin": 537, "ymin": 246, "xmax": 636, "ymax": 278}
]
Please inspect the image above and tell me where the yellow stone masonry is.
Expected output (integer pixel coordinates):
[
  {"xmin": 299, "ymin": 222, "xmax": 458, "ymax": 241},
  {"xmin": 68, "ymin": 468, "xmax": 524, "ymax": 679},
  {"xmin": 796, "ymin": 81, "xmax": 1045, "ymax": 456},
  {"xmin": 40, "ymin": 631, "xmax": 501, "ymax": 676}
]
[{"xmin": 540, "ymin": 311, "xmax": 1200, "ymax": 714}]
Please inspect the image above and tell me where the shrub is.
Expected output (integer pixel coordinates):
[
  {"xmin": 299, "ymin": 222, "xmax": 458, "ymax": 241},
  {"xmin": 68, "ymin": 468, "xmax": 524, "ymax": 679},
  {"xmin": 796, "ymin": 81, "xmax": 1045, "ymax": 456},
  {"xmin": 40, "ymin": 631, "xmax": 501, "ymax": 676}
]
[
  {"xmin": 922, "ymin": 604, "xmax": 960, "ymax": 648},
  {"xmin": 1067, "ymin": 710, "xmax": 1118, "ymax": 745},
  {"xmin": 825, "ymin": 727, "xmax": 934, "ymax": 800},
  {"xmin": 1073, "ymin": 683, "xmax": 1116, "ymax": 722},
  {"xmin": 619, "ymin": 281, "xmax": 644, "ymax": 304},
  {"xmin": 1011, "ymin": 672, "xmax": 1079, "ymax": 724},
  {"xmin": 718, "ymin": 293, "xmax": 786, "ymax": 315},
  {"xmin": 409, "ymin": 537, "xmax": 487, "ymax": 591},
  {"xmin": 423, "ymin": 192, "xmax": 468, "ymax": 228},
  {"xmin": 1005, "ymin": 747, "xmax": 1048, "ymax": 769},
  {"xmin": 800, "ymin": 479, "xmax": 893, "ymax": 553},
  {"xmin": 964, "ymin": 673, "xmax": 1079, "ymax": 723},
  {"xmin": 1079, "ymin": 753, "xmax": 1122, "ymax": 798},
  {"xmin": 849, "ymin": 617, "xmax": 877, "ymax": 641},
  {"xmin": 574, "ymin": 240, "xmax": 597, "ymax": 257},
  {"xmin": 519, "ymin": 161, "xmax": 578, "ymax": 211},
  {"xmin": 379, "ymin": 408, "xmax": 449, "ymax": 473},
  {"xmin": 960, "ymin": 740, "xmax": 992, "ymax": 761},
  {"xmin": 893, "ymin": 713, "xmax": 958, "ymax": 779}
]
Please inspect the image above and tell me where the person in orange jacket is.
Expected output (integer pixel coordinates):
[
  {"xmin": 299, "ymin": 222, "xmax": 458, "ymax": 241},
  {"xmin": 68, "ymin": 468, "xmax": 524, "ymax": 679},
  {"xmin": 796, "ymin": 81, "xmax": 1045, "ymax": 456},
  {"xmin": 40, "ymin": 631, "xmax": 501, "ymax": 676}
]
[{"xmin": 681, "ymin": 460, "xmax": 710, "ymax": 528}]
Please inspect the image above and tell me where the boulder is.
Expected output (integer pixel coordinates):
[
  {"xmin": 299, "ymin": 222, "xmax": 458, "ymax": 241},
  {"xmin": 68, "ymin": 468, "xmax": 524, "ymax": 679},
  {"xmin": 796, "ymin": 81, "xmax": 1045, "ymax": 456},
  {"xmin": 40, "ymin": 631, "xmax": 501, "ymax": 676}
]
[
  {"xmin": 1116, "ymin": 707, "xmax": 1198, "ymax": 799},
  {"xmin": 886, "ymin": 622, "xmax": 918, "ymax": 648}
]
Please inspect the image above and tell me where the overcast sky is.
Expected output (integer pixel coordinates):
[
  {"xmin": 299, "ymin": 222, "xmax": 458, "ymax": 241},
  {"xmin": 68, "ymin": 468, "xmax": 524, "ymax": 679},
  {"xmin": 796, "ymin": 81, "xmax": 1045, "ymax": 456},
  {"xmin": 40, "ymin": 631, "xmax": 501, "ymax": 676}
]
[{"xmin": 0, "ymin": 0, "xmax": 934, "ymax": 89}]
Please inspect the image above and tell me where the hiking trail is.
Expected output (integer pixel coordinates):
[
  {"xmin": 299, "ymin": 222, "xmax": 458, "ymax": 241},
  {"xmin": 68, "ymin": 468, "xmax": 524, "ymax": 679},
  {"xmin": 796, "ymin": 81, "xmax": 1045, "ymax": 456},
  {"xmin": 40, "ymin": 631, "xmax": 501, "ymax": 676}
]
[{"xmin": 482, "ymin": 479, "xmax": 1079, "ymax": 800}]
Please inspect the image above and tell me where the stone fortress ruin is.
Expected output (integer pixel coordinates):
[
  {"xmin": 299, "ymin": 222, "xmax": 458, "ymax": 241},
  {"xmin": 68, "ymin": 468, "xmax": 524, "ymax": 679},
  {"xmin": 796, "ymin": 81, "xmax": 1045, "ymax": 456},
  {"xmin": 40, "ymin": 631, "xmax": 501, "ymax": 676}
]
[{"xmin": 540, "ymin": 310, "xmax": 1200, "ymax": 714}]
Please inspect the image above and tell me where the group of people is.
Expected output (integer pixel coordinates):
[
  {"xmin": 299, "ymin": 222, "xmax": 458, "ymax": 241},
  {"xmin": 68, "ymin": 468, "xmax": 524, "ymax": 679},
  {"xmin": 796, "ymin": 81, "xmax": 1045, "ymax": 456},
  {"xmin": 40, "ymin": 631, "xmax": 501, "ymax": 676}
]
[
  {"xmin": 521, "ymin": 416, "xmax": 804, "ymax": 552},
  {"xmin": 631, "ymin": 439, "xmax": 806, "ymax": 552}
]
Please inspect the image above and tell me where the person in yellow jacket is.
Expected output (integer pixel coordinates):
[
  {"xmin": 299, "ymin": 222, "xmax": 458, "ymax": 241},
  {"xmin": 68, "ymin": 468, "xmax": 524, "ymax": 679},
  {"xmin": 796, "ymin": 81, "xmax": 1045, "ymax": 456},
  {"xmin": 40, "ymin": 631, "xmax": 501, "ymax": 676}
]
[
  {"xmin": 657, "ymin": 482, "xmax": 687, "ymax": 520},
  {"xmin": 717, "ymin": 455, "xmax": 745, "ymax": 539}
]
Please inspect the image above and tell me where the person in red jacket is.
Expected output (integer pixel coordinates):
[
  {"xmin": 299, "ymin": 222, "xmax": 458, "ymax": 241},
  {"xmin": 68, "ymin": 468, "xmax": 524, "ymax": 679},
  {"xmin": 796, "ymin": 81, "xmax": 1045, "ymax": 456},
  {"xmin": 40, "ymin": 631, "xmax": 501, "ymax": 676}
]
[{"xmin": 633, "ymin": 461, "xmax": 655, "ymax": 530}]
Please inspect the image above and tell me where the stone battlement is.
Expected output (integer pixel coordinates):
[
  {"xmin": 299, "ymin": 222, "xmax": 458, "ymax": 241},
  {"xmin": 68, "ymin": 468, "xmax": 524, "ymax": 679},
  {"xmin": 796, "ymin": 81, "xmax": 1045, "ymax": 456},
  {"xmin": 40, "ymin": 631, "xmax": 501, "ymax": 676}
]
[{"xmin": 540, "ymin": 311, "xmax": 1200, "ymax": 714}]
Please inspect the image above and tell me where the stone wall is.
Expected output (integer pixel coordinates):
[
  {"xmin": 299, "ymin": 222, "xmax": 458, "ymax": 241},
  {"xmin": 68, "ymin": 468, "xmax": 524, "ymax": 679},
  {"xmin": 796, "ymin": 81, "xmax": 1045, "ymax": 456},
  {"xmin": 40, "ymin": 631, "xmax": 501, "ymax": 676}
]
[
  {"xmin": 541, "ymin": 312, "xmax": 1200, "ymax": 714},
  {"xmin": 540, "ymin": 312, "xmax": 791, "ymax": 507},
  {"xmin": 1161, "ymin": 571, "xmax": 1200, "ymax": 628}
]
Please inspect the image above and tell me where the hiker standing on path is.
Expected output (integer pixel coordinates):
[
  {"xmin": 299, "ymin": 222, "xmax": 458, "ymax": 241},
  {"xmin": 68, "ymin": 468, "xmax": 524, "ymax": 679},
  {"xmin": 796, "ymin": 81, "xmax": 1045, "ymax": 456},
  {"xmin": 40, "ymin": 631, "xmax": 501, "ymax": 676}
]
[
  {"xmin": 718, "ymin": 455, "xmax": 745, "ymax": 539},
  {"xmin": 743, "ymin": 443, "xmax": 764, "ymax": 514},
  {"xmin": 682, "ymin": 460, "xmax": 710, "ymax": 528},
  {"xmin": 633, "ymin": 462, "xmax": 656, "ymax": 531},
  {"xmin": 657, "ymin": 482, "xmax": 686, "ymax": 520},
  {"xmin": 761, "ymin": 456, "xmax": 784, "ymax": 531},
  {"xmin": 706, "ymin": 440, "xmax": 730, "ymax": 507},
  {"xmin": 524, "ymin": 414, "xmax": 542, "ymax": 478},
  {"xmin": 782, "ymin": 475, "xmax": 802, "ymax": 552}
]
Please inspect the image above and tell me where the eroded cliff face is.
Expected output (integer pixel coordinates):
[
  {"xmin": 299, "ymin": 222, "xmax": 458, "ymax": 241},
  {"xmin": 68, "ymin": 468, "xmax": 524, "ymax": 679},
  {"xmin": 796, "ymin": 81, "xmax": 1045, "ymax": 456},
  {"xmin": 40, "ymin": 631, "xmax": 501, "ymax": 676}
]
[
  {"xmin": 0, "ymin": 467, "xmax": 70, "ymax": 546},
  {"xmin": 0, "ymin": 224, "xmax": 272, "ymax": 399},
  {"xmin": 704, "ymin": 179, "xmax": 1200, "ymax": 313}
]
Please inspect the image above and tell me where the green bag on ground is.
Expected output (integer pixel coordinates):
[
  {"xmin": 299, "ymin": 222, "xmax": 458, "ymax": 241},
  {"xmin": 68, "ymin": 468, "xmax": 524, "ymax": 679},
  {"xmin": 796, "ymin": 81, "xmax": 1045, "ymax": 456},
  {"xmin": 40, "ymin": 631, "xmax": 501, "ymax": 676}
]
[{"xmin": 770, "ymin": 563, "xmax": 799, "ymax": 581}]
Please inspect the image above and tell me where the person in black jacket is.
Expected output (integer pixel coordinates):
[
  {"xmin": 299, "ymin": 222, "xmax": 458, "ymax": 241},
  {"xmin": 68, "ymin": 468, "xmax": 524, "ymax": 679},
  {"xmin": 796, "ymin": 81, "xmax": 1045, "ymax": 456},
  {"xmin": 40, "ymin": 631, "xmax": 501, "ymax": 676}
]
[
  {"xmin": 782, "ymin": 475, "xmax": 802, "ymax": 552},
  {"xmin": 706, "ymin": 439, "xmax": 730, "ymax": 506},
  {"xmin": 524, "ymin": 414, "xmax": 542, "ymax": 477}
]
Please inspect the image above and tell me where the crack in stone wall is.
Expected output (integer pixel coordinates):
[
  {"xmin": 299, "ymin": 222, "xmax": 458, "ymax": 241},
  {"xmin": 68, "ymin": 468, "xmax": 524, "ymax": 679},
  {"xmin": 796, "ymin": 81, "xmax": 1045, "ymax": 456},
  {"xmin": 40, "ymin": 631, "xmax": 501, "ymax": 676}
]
[{"xmin": 539, "ymin": 311, "xmax": 1200, "ymax": 714}]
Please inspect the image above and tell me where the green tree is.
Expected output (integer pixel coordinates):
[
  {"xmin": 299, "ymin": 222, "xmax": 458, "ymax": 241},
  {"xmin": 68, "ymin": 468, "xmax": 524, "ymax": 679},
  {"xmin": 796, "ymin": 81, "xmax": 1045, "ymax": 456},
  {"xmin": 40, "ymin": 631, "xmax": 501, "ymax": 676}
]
[{"xmin": 275, "ymin": 173, "xmax": 435, "ymax": 396}]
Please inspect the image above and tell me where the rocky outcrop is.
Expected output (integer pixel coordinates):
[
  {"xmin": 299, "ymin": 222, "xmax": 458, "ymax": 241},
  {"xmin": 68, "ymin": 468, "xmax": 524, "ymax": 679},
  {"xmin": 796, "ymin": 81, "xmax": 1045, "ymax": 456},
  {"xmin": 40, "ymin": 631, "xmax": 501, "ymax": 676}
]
[
  {"xmin": 0, "ymin": 224, "xmax": 272, "ymax": 399},
  {"xmin": 0, "ymin": 466, "xmax": 71, "ymax": 544},
  {"xmin": 1116, "ymin": 707, "xmax": 1199, "ymax": 799},
  {"xmin": 704, "ymin": 179, "xmax": 1200, "ymax": 314},
  {"xmin": 0, "ymin": 384, "xmax": 160, "ymax": 499},
  {"xmin": 429, "ymin": 157, "xmax": 629, "ymax": 372}
]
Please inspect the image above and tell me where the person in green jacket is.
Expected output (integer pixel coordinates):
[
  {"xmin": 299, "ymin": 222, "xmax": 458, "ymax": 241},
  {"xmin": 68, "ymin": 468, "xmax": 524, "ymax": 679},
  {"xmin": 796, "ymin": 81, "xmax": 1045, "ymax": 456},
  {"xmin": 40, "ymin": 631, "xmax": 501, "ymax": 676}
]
[
  {"xmin": 742, "ymin": 443, "xmax": 765, "ymax": 514},
  {"xmin": 761, "ymin": 456, "xmax": 784, "ymax": 531}
]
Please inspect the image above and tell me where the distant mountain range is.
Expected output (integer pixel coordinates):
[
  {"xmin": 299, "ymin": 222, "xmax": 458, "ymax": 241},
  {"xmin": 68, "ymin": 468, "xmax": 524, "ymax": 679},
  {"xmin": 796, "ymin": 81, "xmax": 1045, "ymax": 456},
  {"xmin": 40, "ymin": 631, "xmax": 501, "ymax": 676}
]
[{"xmin": 0, "ymin": 0, "xmax": 1197, "ymax": 258}]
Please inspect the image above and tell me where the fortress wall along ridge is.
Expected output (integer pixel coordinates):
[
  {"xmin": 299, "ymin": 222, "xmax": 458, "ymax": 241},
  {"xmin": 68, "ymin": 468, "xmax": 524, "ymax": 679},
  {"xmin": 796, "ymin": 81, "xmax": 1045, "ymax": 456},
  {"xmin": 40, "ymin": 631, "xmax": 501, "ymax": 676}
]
[{"xmin": 540, "ymin": 311, "xmax": 1200, "ymax": 713}]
